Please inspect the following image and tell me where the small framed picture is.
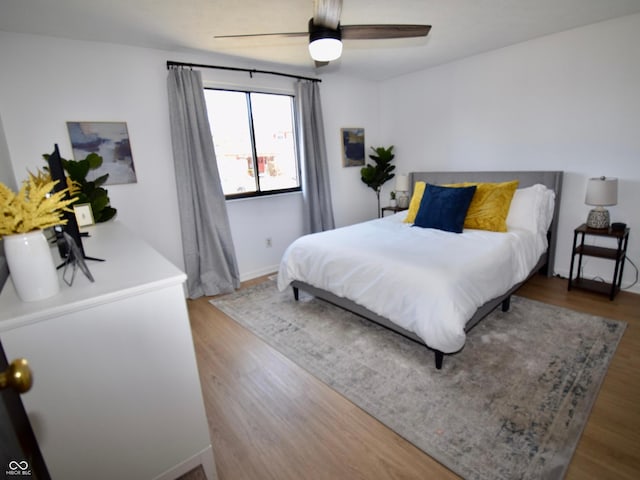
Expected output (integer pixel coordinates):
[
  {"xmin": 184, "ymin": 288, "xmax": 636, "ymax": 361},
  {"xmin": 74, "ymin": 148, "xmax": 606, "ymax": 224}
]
[
  {"xmin": 341, "ymin": 127, "xmax": 365, "ymax": 167},
  {"xmin": 74, "ymin": 203, "xmax": 95, "ymax": 227}
]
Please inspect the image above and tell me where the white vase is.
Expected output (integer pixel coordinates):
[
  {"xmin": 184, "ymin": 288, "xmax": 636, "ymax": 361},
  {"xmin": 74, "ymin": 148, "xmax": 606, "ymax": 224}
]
[{"xmin": 4, "ymin": 230, "xmax": 60, "ymax": 302}]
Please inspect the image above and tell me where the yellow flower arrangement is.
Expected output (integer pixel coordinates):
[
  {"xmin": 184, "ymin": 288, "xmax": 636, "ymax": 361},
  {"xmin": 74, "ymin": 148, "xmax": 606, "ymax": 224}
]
[{"xmin": 0, "ymin": 169, "xmax": 77, "ymax": 237}]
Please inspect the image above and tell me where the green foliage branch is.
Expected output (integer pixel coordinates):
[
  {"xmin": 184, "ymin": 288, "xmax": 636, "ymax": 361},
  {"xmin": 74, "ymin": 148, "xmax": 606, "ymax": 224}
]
[
  {"xmin": 360, "ymin": 145, "xmax": 396, "ymax": 217},
  {"xmin": 43, "ymin": 151, "xmax": 117, "ymax": 223}
]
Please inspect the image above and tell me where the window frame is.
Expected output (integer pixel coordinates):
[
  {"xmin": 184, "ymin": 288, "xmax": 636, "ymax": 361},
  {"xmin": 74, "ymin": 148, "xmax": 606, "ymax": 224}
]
[{"xmin": 204, "ymin": 87, "xmax": 302, "ymax": 200}]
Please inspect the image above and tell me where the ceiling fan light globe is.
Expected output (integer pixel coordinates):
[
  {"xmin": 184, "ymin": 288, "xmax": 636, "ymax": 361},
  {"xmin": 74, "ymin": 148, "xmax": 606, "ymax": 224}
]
[{"xmin": 309, "ymin": 38, "xmax": 342, "ymax": 62}]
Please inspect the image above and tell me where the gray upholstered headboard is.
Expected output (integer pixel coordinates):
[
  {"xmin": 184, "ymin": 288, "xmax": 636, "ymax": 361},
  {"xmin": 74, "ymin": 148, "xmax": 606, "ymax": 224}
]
[{"xmin": 408, "ymin": 171, "xmax": 564, "ymax": 276}]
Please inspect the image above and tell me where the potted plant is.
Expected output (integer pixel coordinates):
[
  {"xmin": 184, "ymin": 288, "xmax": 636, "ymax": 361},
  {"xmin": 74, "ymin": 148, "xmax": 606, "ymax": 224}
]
[
  {"xmin": 360, "ymin": 145, "xmax": 395, "ymax": 217},
  {"xmin": 1, "ymin": 169, "xmax": 77, "ymax": 301},
  {"xmin": 43, "ymin": 151, "xmax": 117, "ymax": 223},
  {"xmin": 390, "ymin": 191, "xmax": 397, "ymax": 207}
]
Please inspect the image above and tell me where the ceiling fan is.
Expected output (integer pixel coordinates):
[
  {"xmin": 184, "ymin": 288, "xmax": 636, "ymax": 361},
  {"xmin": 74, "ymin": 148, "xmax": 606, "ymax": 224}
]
[{"xmin": 214, "ymin": 0, "xmax": 431, "ymax": 66}]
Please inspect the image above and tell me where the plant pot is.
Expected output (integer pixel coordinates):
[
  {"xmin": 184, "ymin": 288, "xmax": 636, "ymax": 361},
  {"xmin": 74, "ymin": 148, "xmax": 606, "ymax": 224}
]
[{"xmin": 4, "ymin": 230, "xmax": 60, "ymax": 302}]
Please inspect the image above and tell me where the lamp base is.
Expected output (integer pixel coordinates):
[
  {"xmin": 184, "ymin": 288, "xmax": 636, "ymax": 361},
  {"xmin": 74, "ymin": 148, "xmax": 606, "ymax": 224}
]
[
  {"xmin": 396, "ymin": 193, "xmax": 409, "ymax": 209},
  {"xmin": 586, "ymin": 208, "xmax": 610, "ymax": 229}
]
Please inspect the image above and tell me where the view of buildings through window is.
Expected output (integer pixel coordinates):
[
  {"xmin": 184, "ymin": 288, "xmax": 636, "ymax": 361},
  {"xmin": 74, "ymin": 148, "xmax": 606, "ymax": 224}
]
[{"xmin": 204, "ymin": 89, "xmax": 300, "ymax": 197}]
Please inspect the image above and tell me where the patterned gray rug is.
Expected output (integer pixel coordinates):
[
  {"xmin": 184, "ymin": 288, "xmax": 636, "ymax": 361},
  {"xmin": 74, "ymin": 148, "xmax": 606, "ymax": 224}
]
[{"xmin": 210, "ymin": 279, "xmax": 626, "ymax": 480}]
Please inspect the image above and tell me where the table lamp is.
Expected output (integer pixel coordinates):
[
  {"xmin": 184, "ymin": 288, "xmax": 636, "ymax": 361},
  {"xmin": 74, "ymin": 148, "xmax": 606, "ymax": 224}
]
[
  {"xmin": 585, "ymin": 176, "xmax": 617, "ymax": 229},
  {"xmin": 395, "ymin": 174, "xmax": 410, "ymax": 208}
]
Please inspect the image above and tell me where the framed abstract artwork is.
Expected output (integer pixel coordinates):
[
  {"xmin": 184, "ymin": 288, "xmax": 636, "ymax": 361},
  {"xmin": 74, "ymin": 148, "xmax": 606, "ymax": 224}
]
[
  {"xmin": 67, "ymin": 121, "xmax": 137, "ymax": 185},
  {"xmin": 341, "ymin": 127, "xmax": 365, "ymax": 167}
]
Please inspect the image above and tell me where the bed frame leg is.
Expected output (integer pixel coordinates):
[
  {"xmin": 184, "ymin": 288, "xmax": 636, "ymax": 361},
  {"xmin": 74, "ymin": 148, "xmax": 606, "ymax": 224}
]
[
  {"xmin": 434, "ymin": 350, "xmax": 444, "ymax": 370},
  {"xmin": 501, "ymin": 295, "xmax": 511, "ymax": 312},
  {"xmin": 292, "ymin": 286, "xmax": 299, "ymax": 301}
]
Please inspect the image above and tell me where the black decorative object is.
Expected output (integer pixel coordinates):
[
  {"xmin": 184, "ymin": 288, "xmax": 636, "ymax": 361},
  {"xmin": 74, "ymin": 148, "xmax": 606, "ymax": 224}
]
[{"xmin": 62, "ymin": 232, "xmax": 95, "ymax": 286}]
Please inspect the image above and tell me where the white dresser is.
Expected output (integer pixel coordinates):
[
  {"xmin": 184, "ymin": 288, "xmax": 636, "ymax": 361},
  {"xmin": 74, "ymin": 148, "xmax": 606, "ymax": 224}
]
[{"xmin": 0, "ymin": 221, "xmax": 217, "ymax": 480}]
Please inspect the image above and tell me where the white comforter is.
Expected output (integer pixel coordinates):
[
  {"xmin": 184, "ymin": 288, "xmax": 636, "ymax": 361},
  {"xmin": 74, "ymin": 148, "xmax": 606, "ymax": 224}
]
[{"xmin": 277, "ymin": 213, "xmax": 547, "ymax": 353}]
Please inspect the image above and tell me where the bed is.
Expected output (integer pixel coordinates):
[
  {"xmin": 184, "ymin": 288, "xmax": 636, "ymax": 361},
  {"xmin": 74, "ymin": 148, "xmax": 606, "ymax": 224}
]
[{"xmin": 277, "ymin": 171, "xmax": 563, "ymax": 369}]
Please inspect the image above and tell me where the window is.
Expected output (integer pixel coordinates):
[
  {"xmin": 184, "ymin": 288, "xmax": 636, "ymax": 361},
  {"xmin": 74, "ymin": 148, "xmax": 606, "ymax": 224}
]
[{"xmin": 204, "ymin": 89, "xmax": 301, "ymax": 198}]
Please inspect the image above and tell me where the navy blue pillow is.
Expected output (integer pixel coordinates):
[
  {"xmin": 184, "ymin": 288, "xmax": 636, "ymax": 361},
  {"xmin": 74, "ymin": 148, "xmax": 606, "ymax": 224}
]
[{"xmin": 413, "ymin": 184, "xmax": 477, "ymax": 233}]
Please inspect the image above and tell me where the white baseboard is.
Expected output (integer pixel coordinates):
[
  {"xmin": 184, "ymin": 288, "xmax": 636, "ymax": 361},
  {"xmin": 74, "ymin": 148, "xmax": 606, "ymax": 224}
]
[{"xmin": 240, "ymin": 264, "xmax": 279, "ymax": 282}]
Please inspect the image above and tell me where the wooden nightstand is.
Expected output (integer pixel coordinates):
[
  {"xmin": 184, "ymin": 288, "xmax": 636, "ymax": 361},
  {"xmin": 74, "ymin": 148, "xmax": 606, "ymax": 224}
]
[
  {"xmin": 381, "ymin": 206, "xmax": 407, "ymax": 217},
  {"xmin": 567, "ymin": 223, "xmax": 630, "ymax": 300}
]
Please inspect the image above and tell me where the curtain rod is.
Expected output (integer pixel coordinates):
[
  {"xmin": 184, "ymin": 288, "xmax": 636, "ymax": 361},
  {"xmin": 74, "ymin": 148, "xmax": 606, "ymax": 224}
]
[{"xmin": 166, "ymin": 61, "xmax": 321, "ymax": 83}]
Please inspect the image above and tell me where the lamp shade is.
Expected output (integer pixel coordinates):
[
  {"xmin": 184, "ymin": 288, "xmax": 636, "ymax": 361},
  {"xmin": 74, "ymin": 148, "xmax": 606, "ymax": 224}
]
[
  {"xmin": 585, "ymin": 176, "xmax": 618, "ymax": 206},
  {"xmin": 309, "ymin": 38, "xmax": 342, "ymax": 61},
  {"xmin": 395, "ymin": 174, "xmax": 409, "ymax": 192}
]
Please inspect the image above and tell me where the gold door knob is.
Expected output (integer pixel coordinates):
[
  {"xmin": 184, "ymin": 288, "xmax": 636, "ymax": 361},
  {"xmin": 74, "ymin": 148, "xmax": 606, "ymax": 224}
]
[{"xmin": 0, "ymin": 358, "xmax": 33, "ymax": 393}]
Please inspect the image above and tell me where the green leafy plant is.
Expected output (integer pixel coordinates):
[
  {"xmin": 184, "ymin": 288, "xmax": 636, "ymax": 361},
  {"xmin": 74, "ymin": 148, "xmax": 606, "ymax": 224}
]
[
  {"xmin": 360, "ymin": 145, "xmax": 395, "ymax": 217},
  {"xmin": 43, "ymin": 152, "xmax": 117, "ymax": 223}
]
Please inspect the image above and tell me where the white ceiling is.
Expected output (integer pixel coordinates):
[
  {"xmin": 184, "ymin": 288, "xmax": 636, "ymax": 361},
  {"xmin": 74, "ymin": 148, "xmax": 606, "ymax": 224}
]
[{"xmin": 2, "ymin": 0, "xmax": 640, "ymax": 80}]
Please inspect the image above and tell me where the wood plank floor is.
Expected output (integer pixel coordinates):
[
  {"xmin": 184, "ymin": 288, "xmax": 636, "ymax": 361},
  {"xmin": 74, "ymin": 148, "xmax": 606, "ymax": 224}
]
[{"xmin": 187, "ymin": 274, "xmax": 640, "ymax": 480}]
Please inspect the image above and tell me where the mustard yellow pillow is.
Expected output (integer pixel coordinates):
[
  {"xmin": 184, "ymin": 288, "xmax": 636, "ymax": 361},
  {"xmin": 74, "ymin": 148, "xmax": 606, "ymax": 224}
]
[
  {"xmin": 404, "ymin": 181, "xmax": 426, "ymax": 223},
  {"xmin": 462, "ymin": 180, "xmax": 519, "ymax": 232}
]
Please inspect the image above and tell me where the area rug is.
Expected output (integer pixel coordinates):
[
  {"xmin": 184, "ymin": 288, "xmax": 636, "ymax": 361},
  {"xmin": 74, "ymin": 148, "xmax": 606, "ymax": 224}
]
[{"xmin": 210, "ymin": 279, "xmax": 626, "ymax": 480}]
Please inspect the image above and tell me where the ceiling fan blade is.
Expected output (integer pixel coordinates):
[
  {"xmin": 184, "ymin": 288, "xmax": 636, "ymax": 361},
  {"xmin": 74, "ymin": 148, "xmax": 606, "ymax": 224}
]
[
  {"xmin": 214, "ymin": 31, "xmax": 307, "ymax": 40},
  {"xmin": 314, "ymin": 0, "xmax": 342, "ymax": 29},
  {"xmin": 341, "ymin": 24, "xmax": 431, "ymax": 40}
]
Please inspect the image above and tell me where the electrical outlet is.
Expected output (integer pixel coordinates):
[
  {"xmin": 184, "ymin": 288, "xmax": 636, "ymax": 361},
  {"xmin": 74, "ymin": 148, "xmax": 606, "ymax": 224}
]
[{"xmin": 266, "ymin": 237, "xmax": 272, "ymax": 248}]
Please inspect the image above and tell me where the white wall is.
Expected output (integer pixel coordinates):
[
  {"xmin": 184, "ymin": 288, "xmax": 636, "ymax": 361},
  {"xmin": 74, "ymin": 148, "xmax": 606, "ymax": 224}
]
[
  {"xmin": 2, "ymin": 13, "xmax": 638, "ymax": 292},
  {"xmin": 319, "ymin": 74, "xmax": 382, "ymax": 226},
  {"xmin": 0, "ymin": 32, "xmax": 185, "ymax": 269},
  {"xmin": 0, "ymin": 31, "xmax": 379, "ymax": 281},
  {"xmin": 380, "ymin": 13, "xmax": 640, "ymax": 294}
]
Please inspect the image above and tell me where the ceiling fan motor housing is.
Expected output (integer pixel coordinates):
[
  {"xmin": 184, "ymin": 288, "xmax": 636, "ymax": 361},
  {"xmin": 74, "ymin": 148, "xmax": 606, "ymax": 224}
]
[{"xmin": 308, "ymin": 18, "xmax": 342, "ymax": 42}]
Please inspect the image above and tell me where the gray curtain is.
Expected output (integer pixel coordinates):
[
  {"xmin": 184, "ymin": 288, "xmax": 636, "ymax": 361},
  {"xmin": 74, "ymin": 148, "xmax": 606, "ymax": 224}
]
[
  {"xmin": 167, "ymin": 67, "xmax": 240, "ymax": 298},
  {"xmin": 296, "ymin": 80, "xmax": 335, "ymax": 233}
]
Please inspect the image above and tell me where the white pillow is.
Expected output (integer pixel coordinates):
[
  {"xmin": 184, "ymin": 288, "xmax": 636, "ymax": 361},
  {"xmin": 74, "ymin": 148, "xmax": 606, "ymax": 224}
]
[{"xmin": 506, "ymin": 184, "xmax": 556, "ymax": 234}]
